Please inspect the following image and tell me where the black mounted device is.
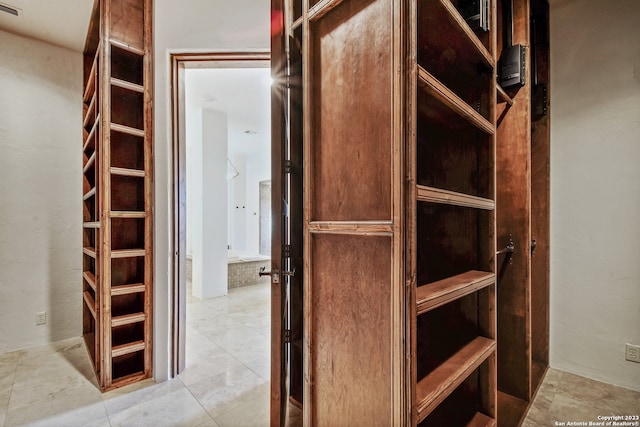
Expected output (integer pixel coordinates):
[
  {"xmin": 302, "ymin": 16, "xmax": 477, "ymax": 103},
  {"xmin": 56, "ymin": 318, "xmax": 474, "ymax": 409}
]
[{"xmin": 499, "ymin": 0, "xmax": 526, "ymax": 88}]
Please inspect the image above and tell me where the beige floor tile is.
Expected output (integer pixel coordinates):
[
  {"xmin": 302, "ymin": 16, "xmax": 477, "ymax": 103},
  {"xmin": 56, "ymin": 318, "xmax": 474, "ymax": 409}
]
[
  {"xmin": 523, "ymin": 368, "xmax": 640, "ymax": 427},
  {"xmin": 107, "ymin": 383, "xmax": 212, "ymax": 427},
  {"xmin": 213, "ymin": 386, "xmax": 269, "ymax": 427},
  {"xmin": 188, "ymin": 367, "xmax": 267, "ymax": 419}
]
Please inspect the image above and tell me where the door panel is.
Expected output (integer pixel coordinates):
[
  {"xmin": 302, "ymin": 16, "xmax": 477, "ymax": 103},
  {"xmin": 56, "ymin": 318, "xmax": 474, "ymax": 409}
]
[
  {"xmin": 274, "ymin": 0, "xmax": 406, "ymax": 424},
  {"xmin": 309, "ymin": 0, "xmax": 393, "ymax": 222},
  {"xmin": 303, "ymin": 0, "xmax": 404, "ymax": 425},
  {"xmin": 272, "ymin": 1, "xmax": 304, "ymax": 425},
  {"xmin": 309, "ymin": 233, "xmax": 393, "ymax": 425}
]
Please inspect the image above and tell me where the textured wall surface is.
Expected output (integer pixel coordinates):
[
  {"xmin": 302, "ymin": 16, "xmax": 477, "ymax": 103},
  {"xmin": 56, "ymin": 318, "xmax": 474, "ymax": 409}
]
[
  {"xmin": 0, "ymin": 30, "xmax": 82, "ymax": 353},
  {"xmin": 550, "ymin": 0, "xmax": 640, "ymax": 391}
]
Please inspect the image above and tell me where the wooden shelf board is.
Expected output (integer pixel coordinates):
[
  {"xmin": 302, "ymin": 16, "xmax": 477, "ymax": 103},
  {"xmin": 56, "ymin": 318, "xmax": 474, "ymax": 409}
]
[
  {"xmin": 111, "ymin": 77, "xmax": 144, "ymax": 93},
  {"xmin": 83, "ymin": 93, "xmax": 97, "ymax": 129},
  {"xmin": 83, "ymin": 271, "xmax": 97, "ymax": 292},
  {"xmin": 416, "ymin": 185, "xmax": 495, "ymax": 210},
  {"xmin": 104, "ymin": 371, "xmax": 148, "ymax": 392},
  {"xmin": 112, "ymin": 283, "xmax": 146, "ymax": 296},
  {"xmin": 111, "ymin": 167, "xmax": 145, "ymax": 178},
  {"xmin": 110, "ymin": 38, "xmax": 145, "ymax": 56},
  {"xmin": 83, "ymin": 291, "xmax": 97, "ymax": 319},
  {"xmin": 417, "ymin": 270, "xmax": 495, "ymax": 315},
  {"xmin": 418, "ymin": 66, "xmax": 494, "ymax": 136},
  {"xmin": 83, "ymin": 152, "xmax": 97, "ymax": 173},
  {"xmin": 112, "ymin": 340, "xmax": 145, "ymax": 358},
  {"xmin": 83, "ymin": 247, "xmax": 97, "ymax": 258},
  {"xmin": 83, "ymin": 187, "xmax": 96, "ymax": 201},
  {"xmin": 111, "ymin": 123, "xmax": 145, "ymax": 138},
  {"xmin": 111, "ymin": 249, "xmax": 146, "ymax": 258},
  {"xmin": 292, "ymin": 16, "xmax": 303, "ymax": 31},
  {"xmin": 83, "ymin": 222, "xmax": 100, "ymax": 229},
  {"xmin": 496, "ymin": 84, "xmax": 514, "ymax": 106},
  {"xmin": 416, "ymin": 337, "xmax": 496, "ymax": 423},
  {"xmin": 112, "ymin": 312, "xmax": 146, "ymax": 327},
  {"xmin": 110, "ymin": 211, "xmax": 146, "ymax": 218},
  {"xmin": 308, "ymin": 0, "xmax": 344, "ymax": 22},
  {"xmin": 437, "ymin": 0, "xmax": 494, "ymax": 68},
  {"xmin": 83, "ymin": 118, "xmax": 99, "ymax": 152},
  {"xmin": 467, "ymin": 412, "xmax": 496, "ymax": 427}
]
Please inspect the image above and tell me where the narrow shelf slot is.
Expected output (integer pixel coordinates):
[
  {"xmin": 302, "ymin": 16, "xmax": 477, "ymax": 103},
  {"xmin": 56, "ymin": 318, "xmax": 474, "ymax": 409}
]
[
  {"xmin": 111, "ymin": 77, "xmax": 144, "ymax": 93},
  {"xmin": 112, "ymin": 340, "xmax": 145, "ymax": 358},
  {"xmin": 112, "ymin": 312, "xmax": 145, "ymax": 327},
  {"xmin": 83, "ymin": 247, "xmax": 97, "ymax": 258},
  {"xmin": 83, "ymin": 271, "xmax": 97, "ymax": 292},
  {"xmin": 83, "ymin": 152, "xmax": 97, "ymax": 173},
  {"xmin": 111, "ymin": 129, "xmax": 144, "ymax": 170},
  {"xmin": 112, "ymin": 283, "xmax": 146, "ymax": 296},
  {"xmin": 111, "ymin": 249, "xmax": 146, "ymax": 258},
  {"xmin": 111, "ymin": 167, "xmax": 145, "ymax": 178},
  {"xmin": 417, "ymin": 270, "xmax": 495, "ymax": 315},
  {"xmin": 83, "ymin": 117, "xmax": 99, "ymax": 152},
  {"xmin": 436, "ymin": 0, "xmax": 493, "ymax": 67},
  {"xmin": 418, "ymin": 67, "xmax": 494, "ymax": 136},
  {"xmin": 111, "ymin": 123, "xmax": 144, "ymax": 138},
  {"xmin": 83, "ymin": 53, "xmax": 98, "ymax": 103},
  {"xmin": 416, "ymin": 337, "xmax": 496, "ymax": 423},
  {"xmin": 111, "ymin": 85, "xmax": 143, "ymax": 130},
  {"xmin": 417, "ymin": 185, "xmax": 495, "ymax": 210},
  {"xmin": 83, "ymin": 93, "xmax": 97, "ymax": 129},
  {"xmin": 467, "ymin": 412, "xmax": 496, "ymax": 427},
  {"xmin": 83, "ymin": 291, "xmax": 97, "ymax": 318}
]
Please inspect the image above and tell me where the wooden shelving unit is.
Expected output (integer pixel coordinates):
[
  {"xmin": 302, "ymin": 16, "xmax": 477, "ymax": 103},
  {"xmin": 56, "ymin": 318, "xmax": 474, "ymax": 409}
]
[
  {"xmin": 273, "ymin": 0, "xmax": 548, "ymax": 424},
  {"xmin": 82, "ymin": 0, "xmax": 153, "ymax": 392},
  {"xmin": 412, "ymin": 0, "xmax": 497, "ymax": 425}
]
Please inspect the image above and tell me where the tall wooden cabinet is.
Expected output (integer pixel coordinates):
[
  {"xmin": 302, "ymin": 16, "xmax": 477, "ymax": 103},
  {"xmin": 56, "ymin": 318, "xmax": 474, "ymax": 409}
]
[
  {"xmin": 274, "ymin": 0, "xmax": 549, "ymax": 424},
  {"xmin": 82, "ymin": 0, "xmax": 153, "ymax": 391}
]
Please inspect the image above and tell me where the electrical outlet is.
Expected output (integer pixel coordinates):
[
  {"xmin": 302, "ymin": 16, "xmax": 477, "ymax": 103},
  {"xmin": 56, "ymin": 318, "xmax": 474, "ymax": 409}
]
[
  {"xmin": 625, "ymin": 343, "xmax": 640, "ymax": 363},
  {"xmin": 35, "ymin": 311, "xmax": 46, "ymax": 325}
]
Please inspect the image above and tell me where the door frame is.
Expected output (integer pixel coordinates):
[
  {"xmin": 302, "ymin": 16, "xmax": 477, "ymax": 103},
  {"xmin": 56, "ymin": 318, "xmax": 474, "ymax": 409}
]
[{"xmin": 169, "ymin": 51, "xmax": 271, "ymax": 376}]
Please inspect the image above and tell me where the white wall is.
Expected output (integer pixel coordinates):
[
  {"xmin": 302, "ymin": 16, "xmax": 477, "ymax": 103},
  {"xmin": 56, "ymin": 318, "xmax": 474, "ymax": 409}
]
[
  {"xmin": 153, "ymin": 0, "xmax": 270, "ymax": 381},
  {"xmin": 245, "ymin": 153, "xmax": 271, "ymax": 255},
  {"xmin": 0, "ymin": 30, "xmax": 82, "ymax": 353},
  {"xmin": 550, "ymin": 0, "xmax": 640, "ymax": 391},
  {"xmin": 230, "ymin": 154, "xmax": 248, "ymax": 252},
  {"xmin": 191, "ymin": 109, "xmax": 228, "ymax": 299}
]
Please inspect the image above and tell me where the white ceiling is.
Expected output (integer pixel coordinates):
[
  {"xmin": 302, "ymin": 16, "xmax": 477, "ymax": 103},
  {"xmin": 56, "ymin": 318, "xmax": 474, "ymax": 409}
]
[
  {"xmin": 185, "ymin": 68, "xmax": 272, "ymax": 159},
  {"xmin": 0, "ymin": 0, "xmax": 93, "ymax": 52}
]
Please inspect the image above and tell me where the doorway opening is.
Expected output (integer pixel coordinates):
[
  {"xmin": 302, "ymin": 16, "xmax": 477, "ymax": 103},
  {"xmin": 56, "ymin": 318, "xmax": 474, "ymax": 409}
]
[{"xmin": 170, "ymin": 52, "xmax": 274, "ymax": 423}]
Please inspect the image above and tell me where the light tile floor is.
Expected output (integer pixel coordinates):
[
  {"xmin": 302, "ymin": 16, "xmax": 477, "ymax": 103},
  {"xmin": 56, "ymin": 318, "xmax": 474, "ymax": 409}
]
[
  {"xmin": 522, "ymin": 368, "xmax": 640, "ymax": 426},
  {"xmin": 1, "ymin": 281, "xmax": 638, "ymax": 426},
  {"xmin": 0, "ymin": 282, "xmax": 271, "ymax": 427}
]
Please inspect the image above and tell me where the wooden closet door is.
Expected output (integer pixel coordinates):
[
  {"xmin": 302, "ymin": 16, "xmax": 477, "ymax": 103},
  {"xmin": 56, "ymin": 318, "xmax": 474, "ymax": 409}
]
[{"xmin": 301, "ymin": 0, "xmax": 406, "ymax": 424}]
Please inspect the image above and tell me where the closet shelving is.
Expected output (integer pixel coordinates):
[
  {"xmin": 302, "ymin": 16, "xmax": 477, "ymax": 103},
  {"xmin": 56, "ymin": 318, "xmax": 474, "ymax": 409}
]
[
  {"xmin": 82, "ymin": 0, "xmax": 152, "ymax": 391},
  {"xmin": 412, "ymin": 0, "xmax": 497, "ymax": 425}
]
